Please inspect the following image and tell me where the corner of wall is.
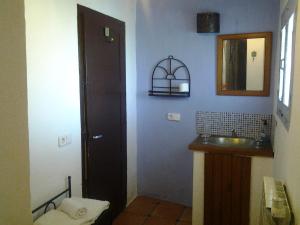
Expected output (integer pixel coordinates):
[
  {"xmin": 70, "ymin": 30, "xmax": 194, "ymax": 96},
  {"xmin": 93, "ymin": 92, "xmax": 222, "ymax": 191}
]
[
  {"xmin": 0, "ymin": 0, "xmax": 32, "ymax": 224},
  {"xmin": 272, "ymin": 0, "xmax": 300, "ymax": 223}
]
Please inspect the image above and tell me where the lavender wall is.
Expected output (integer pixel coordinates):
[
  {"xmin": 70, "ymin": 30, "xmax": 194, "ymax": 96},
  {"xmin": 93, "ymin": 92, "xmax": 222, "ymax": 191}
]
[{"xmin": 136, "ymin": 0, "xmax": 279, "ymax": 206}]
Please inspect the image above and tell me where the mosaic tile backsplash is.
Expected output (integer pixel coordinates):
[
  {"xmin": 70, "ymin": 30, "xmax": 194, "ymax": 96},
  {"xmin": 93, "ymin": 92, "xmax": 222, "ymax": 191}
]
[{"xmin": 196, "ymin": 111, "xmax": 272, "ymax": 140}]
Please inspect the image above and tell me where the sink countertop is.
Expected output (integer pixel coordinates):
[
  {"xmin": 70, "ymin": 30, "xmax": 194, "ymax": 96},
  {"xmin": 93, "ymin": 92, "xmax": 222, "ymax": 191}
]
[{"xmin": 189, "ymin": 135, "xmax": 274, "ymax": 158}]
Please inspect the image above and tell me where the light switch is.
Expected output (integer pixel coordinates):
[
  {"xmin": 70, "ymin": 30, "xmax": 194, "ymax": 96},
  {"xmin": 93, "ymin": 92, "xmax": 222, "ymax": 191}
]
[
  {"xmin": 66, "ymin": 134, "xmax": 72, "ymax": 145},
  {"xmin": 167, "ymin": 113, "xmax": 181, "ymax": 121},
  {"xmin": 58, "ymin": 134, "xmax": 72, "ymax": 147},
  {"xmin": 58, "ymin": 136, "xmax": 67, "ymax": 147}
]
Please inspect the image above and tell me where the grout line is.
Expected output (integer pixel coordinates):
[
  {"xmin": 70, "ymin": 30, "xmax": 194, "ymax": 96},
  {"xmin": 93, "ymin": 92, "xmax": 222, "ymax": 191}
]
[
  {"xmin": 141, "ymin": 201, "xmax": 160, "ymax": 225},
  {"xmin": 122, "ymin": 197, "xmax": 190, "ymax": 225},
  {"xmin": 176, "ymin": 206, "xmax": 187, "ymax": 224},
  {"xmin": 140, "ymin": 216, "xmax": 149, "ymax": 225},
  {"xmin": 149, "ymin": 201, "xmax": 160, "ymax": 216}
]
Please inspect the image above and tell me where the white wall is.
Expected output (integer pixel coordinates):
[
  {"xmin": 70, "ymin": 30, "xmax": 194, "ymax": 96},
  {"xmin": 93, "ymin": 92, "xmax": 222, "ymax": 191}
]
[
  {"xmin": 25, "ymin": 0, "xmax": 137, "ymax": 209},
  {"xmin": 0, "ymin": 0, "xmax": 32, "ymax": 224},
  {"xmin": 192, "ymin": 152, "xmax": 204, "ymax": 225},
  {"xmin": 273, "ymin": 0, "xmax": 300, "ymax": 224},
  {"xmin": 249, "ymin": 157, "xmax": 273, "ymax": 225},
  {"xmin": 246, "ymin": 38, "xmax": 265, "ymax": 90}
]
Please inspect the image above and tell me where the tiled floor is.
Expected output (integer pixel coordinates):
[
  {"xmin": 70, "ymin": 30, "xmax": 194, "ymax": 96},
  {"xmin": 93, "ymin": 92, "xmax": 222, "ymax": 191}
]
[{"xmin": 113, "ymin": 196, "xmax": 192, "ymax": 225}]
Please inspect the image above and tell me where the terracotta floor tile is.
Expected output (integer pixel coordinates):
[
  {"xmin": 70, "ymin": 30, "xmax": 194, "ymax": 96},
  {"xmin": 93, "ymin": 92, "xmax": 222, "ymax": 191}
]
[
  {"xmin": 126, "ymin": 196, "xmax": 159, "ymax": 216},
  {"xmin": 179, "ymin": 207, "xmax": 192, "ymax": 222},
  {"xmin": 143, "ymin": 216, "xmax": 177, "ymax": 225},
  {"xmin": 136, "ymin": 196, "xmax": 160, "ymax": 204},
  {"xmin": 177, "ymin": 222, "xmax": 192, "ymax": 225},
  {"xmin": 159, "ymin": 200, "xmax": 185, "ymax": 208},
  {"xmin": 114, "ymin": 196, "xmax": 191, "ymax": 225},
  {"xmin": 151, "ymin": 203, "xmax": 184, "ymax": 221},
  {"xmin": 113, "ymin": 212, "xmax": 146, "ymax": 225}
]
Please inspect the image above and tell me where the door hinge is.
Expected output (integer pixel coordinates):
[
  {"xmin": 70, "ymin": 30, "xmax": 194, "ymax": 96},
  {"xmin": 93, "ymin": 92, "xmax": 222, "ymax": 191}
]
[
  {"xmin": 82, "ymin": 130, "xmax": 87, "ymax": 139},
  {"xmin": 81, "ymin": 81, "xmax": 88, "ymax": 87}
]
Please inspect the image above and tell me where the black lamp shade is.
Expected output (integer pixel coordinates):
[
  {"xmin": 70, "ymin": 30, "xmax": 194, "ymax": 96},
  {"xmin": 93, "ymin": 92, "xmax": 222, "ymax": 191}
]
[{"xmin": 197, "ymin": 12, "xmax": 220, "ymax": 33}]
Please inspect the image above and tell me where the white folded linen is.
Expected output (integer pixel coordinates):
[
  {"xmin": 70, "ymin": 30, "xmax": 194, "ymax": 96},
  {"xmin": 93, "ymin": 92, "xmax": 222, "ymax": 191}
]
[
  {"xmin": 33, "ymin": 210, "xmax": 82, "ymax": 225},
  {"xmin": 66, "ymin": 197, "xmax": 110, "ymax": 223},
  {"xmin": 34, "ymin": 198, "xmax": 110, "ymax": 225},
  {"xmin": 60, "ymin": 198, "xmax": 87, "ymax": 219}
]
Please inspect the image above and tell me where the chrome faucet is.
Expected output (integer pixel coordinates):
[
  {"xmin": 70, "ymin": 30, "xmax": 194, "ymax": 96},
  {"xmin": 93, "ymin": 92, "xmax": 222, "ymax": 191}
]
[{"xmin": 231, "ymin": 129, "xmax": 238, "ymax": 137}]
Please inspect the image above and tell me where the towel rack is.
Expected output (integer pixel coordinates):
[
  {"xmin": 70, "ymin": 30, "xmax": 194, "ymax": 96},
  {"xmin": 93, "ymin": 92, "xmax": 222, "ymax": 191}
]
[{"xmin": 148, "ymin": 55, "xmax": 191, "ymax": 97}]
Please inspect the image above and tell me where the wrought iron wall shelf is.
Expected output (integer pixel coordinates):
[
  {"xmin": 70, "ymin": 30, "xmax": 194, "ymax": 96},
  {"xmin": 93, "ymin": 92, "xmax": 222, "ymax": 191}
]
[{"xmin": 148, "ymin": 55, "xmax": 191, "ymax": 97}]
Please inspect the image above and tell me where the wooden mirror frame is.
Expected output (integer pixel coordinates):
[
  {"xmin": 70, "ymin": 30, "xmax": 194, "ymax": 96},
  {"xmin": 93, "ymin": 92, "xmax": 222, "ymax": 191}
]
[{"xmin": 217, "ymin": 32, "xmax": 272, "ymax": 96}]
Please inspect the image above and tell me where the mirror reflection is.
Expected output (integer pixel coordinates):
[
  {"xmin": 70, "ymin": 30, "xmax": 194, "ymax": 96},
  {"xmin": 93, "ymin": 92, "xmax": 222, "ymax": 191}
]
[{"xmin": 222, "ymin": 38, "xmax": 265, "ymax": 91}]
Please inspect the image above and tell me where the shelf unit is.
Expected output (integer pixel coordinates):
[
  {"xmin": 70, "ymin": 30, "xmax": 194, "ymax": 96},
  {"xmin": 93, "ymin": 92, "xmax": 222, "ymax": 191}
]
[{"xmin": 148, "ymin": 55, "xmax": 191, "ymax": 97}]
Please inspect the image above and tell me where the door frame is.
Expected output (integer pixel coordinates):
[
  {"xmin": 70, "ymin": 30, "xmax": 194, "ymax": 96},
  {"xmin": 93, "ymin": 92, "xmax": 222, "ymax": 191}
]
[{"xmin": 77, "ymin": 5, "xmax": 127, "ymax": 208}]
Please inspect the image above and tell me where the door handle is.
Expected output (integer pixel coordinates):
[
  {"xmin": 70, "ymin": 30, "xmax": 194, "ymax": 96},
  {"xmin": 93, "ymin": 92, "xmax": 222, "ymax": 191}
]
[{"xmin": 92, "ymin": 134, "xmax": 103, "ymax": 140}]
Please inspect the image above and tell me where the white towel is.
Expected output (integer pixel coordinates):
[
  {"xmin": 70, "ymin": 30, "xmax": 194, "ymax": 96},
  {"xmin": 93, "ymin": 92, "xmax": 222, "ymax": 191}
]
[
  {"xmin": 33, "ymin": 210, "xmax": 81, "ymax": 225},
  {"xmin": 60, "ymin": 198, "xmax": 87, "ymax": 219},
  {"xmin": 34, "ymin": 198, "xmax": 110, "ymax": 225},
  {"xmin": 65, "ymin": 197, "xmax": 110, "ymax": 223}
]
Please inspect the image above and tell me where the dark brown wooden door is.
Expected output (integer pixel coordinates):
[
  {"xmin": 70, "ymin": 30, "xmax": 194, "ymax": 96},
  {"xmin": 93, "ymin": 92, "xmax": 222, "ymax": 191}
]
[
  {"xmin": 77, "ymin": 5, "xmax": 127, "ymax": 218},
  {"xmin": 204, "ymin": 153, "xmax": 251, "ymax": 225}
]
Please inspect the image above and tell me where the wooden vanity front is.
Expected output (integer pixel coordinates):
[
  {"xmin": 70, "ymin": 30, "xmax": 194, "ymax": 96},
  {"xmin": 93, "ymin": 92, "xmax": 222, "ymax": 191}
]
[
  {"xmin": 204, "ymin": 153, "xmax": 251, "ymax": 225},
  {"xmin": 189, "ymin": 135, "xmax": 274, "ymax": 225}
]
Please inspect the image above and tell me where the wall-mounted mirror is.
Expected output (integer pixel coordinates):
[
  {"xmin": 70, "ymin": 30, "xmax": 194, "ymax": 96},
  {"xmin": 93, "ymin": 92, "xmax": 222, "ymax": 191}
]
[{"xmin": 217, "ymin": 32, "xmax": 272, "ymax": 96}]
